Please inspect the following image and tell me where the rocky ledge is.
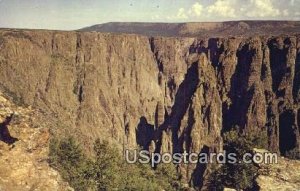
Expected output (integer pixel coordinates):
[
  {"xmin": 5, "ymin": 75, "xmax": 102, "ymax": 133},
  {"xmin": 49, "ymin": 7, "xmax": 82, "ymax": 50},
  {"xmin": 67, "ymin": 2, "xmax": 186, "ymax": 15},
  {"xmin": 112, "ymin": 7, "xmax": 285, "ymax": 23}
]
[{"xmin": 0, "ymin": 92, "xmax": 72, "ymax": 191}]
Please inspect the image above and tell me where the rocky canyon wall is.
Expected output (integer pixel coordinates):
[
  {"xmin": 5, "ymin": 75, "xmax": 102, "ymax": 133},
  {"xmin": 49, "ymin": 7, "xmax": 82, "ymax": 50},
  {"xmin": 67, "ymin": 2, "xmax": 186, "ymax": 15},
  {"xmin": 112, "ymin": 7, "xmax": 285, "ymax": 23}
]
[{"xmin": 0, "ymin": 29, "xmax": 300, "ymax": 185}]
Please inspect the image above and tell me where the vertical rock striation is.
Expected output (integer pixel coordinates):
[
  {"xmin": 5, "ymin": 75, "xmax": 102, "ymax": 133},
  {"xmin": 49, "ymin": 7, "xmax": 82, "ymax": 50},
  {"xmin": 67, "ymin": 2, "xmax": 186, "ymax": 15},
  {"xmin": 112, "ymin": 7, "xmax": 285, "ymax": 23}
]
[{"xmin": 0, "ymin": 29, "xmax": 299, "ymax": 186}]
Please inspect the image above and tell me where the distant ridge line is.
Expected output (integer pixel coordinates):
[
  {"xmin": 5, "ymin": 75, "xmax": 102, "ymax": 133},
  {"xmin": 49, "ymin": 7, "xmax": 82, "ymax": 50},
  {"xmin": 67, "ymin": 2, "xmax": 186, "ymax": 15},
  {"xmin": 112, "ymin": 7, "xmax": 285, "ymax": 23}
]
[{"xmin": 79, "ymin": 21, "xmax": 300, "ymax": 37}]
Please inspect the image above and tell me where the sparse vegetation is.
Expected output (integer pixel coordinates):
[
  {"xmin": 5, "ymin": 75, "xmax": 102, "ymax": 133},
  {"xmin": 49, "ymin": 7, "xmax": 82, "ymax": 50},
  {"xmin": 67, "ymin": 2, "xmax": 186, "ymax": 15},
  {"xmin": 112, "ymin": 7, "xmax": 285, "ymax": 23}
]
[
  {"xmin": 286, "ymin": 148, "xmax": 300, "ymax": 160},
  {"xmin": 49, "ymin": 137, "xmax": 95, "ymax": 190},
  {"xmin": 49, "ymin": 136, "xmax": 180, "ymax": 191},
  {"xmin": 208, "ymin": 128, "xmax": 266, "ymax": 190},
  {"xmin": 245, "ymin": 129, "xmax": 269, "ymax": 149},
  {"xmin": 49, "ymin": 130, "xmax": 270, "ymax": 191}
]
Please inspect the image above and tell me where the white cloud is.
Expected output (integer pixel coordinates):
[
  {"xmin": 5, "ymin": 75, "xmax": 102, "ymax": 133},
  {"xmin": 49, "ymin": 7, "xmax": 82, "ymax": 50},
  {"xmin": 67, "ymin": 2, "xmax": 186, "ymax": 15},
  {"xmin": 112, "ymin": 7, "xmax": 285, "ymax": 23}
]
[
  {"xmin": 189, "ymin": 2, "xmax": 203, "ymax": 17},
  {"xmin": 177, "ymin": 8, "xmax": 188, "ymax": 19},
  {"xmin": 246, "ymin": 0, "xmax": 281, "ymax": 17},
  {"xmin": 207, "ymin": 0, "xmax": 236, "ymax": 18},
  {"xmin": 283, "ymin": 9, "xmax": 289, "ymax": 16},
  {"xmin": 169, "ymin": 0, "xmax": 299, "ymax": 21}
]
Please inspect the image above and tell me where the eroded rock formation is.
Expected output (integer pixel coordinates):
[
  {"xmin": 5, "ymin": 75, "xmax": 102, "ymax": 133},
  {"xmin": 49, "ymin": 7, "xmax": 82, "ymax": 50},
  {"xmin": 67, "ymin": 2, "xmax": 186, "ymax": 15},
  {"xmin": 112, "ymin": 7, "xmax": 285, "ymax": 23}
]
[
  {"xmin": 0, "ymin": 29, "xmax": 299, "ymax": 187},
  {"xmin": 0, "ymin": 92, "xmax": 72, "ymax": 191}
]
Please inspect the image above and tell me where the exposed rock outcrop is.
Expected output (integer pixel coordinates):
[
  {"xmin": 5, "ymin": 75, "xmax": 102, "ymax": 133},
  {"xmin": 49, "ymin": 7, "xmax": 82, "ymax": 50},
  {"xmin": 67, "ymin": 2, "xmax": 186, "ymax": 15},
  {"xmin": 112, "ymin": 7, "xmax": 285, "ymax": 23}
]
[
  {"xmin": 0, "ymin": 92, "xmax": 72, "ymax": 191},
  {"xmin": 254, "ymin": 149, "xmax": 300, "ymax": 191},
  {"xmin": 0, "ymin": 29, "xmax": 299, "ymax": 187}
]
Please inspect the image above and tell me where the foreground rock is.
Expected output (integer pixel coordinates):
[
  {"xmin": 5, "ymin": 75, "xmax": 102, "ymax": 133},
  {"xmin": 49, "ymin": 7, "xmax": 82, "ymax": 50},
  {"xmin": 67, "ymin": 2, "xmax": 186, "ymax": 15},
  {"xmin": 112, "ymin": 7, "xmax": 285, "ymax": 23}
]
[
  {"xmin": 0, "ymin": 92, "xmax": 72, "ymax": 191},
  {"xmin": 256, "ymin": 156, "xmax": 300, "ymax": 191},
  {"xmin": 252, "ymin": 148, "xmax": 300, "ymax": 191}
]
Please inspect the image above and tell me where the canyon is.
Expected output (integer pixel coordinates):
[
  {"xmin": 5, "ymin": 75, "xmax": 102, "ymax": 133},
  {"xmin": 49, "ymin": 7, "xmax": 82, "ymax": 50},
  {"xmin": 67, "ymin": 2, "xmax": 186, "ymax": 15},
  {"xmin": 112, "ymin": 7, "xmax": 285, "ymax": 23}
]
[{"xmin": 0, "ymin": 25, "xmax": 299, "ymax": 190}]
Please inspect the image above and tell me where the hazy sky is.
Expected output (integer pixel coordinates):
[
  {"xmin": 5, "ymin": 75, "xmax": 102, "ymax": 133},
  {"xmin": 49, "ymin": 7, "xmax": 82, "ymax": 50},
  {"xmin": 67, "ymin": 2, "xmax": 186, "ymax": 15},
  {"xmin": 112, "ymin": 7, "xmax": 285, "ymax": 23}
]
[{"xmin": 0, "ymin": 0, "xmax": 299, "ymax": 30}]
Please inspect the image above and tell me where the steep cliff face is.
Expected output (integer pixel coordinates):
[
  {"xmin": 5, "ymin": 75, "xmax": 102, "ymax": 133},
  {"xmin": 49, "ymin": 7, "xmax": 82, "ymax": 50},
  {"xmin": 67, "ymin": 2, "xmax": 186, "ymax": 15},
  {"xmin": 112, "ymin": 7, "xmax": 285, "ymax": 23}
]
[
  {"xmin": 0, "ymin": 30, "xmax": 163, "ymax": 151},
  {"xmin": 0, "ymin": 29, "xmax": 299, "ymax": 186}
]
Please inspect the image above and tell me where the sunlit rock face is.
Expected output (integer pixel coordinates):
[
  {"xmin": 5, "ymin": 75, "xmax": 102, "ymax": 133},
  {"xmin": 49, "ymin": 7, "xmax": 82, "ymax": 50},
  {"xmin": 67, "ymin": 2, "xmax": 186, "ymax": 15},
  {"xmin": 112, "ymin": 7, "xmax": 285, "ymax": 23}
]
[{"xmin": 0, "ymin": 29, "xmax": 299, "ymax": 186}]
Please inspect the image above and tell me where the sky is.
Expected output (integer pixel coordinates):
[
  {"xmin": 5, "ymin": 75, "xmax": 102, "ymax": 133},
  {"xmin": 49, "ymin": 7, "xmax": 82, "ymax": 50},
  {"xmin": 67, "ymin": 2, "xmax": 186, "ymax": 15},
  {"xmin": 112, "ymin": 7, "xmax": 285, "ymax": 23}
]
[{"xmin": 0, "ymin": 0, "xmax": 299, "ymax": 30}]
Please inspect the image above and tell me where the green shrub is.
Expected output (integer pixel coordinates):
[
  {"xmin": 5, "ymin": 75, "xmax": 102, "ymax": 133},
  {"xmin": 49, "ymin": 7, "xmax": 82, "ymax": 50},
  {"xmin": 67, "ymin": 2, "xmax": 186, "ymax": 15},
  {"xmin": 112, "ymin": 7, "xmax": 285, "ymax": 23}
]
[
  {"xmin": 245, "ymin": 130, "xmax": 269, "ymax": 149},
  {"xmin": 93, "ymin": 139, "xmax": 123, "ymax": 190},
  {"xmin": 49, "ymin": 137, "xmax": 180, "ymax": 191},
  {"xmin": 49, "ymin": 137, "xmax": 96, "ymax": 191},
  {"xmin": 209, "ymin": 128, "xmax": 260, "ymax": 190},
  {"xmin": 155, "ymin": 163, "xmax": 180, "ymax": 190}
]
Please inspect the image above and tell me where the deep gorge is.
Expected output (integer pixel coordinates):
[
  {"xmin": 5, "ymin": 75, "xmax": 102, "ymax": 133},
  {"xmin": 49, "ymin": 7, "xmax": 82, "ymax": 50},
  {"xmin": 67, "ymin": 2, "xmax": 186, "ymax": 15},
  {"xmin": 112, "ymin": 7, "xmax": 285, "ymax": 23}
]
[{"xmin": 0, "ymin": 29, "xmax": 299, "ymax": 187}]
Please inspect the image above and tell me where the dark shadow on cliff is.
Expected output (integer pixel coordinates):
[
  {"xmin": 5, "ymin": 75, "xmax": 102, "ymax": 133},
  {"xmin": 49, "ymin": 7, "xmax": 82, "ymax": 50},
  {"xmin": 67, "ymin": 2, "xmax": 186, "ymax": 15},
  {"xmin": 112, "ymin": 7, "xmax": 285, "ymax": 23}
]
[
  {"xmin": 184, "ymin": 105, "xmax": 196, "ymax": 154},
  {"xmin": 153, "ymin": 62, "xmax": 200, "ymax": 154},
  {"xmin": 189, "ymin": 40, "xmax": 208, "ymax": 55},
  {"xmin": 168, "ymin": 62, "xmax": 199, "ymax": 153},
  {"xmin": 279, "ymin": 110, "xmax": 297, "ymax": 155},
  {"xmin": 136, "ymin": 116, "xmax": 155, "ymax": 150},
  {"xmin": 298, "ymin": 109, "xmax": 300, "ymax": 135},
  {"xmin": 268, "ymin": 38, "xmax": 289, "ymax": 95},
  {"xmin": 293, "ymin": 52, "xmax": 300, "ymax": 102},
  {"xmin": 222, "ymin": 43, "xmax": 254, "ymax": 133},
  {"xmin": 208, "ymin": 38, "xmax": 224, "ymax": 68},
  {"xmin": 190, "ymin": 145, "xmax": 209, "ymax": 188},
  {"xmin": 149, "ymin": 37, "xmax": 164, "ymax": 73},
  {"xmin": 0, "ymin": 114, "xmax": 18, "ymax": 145}
]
